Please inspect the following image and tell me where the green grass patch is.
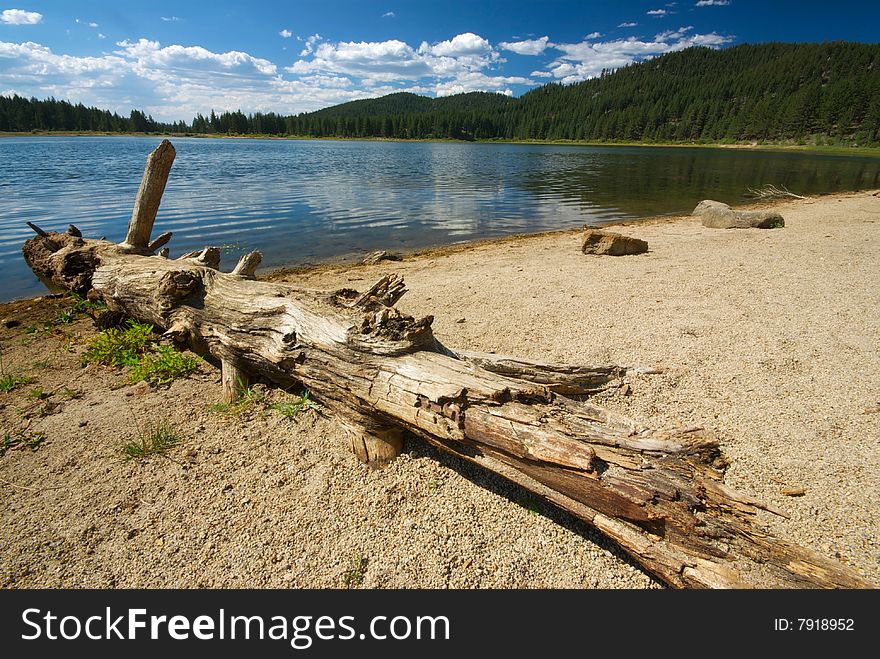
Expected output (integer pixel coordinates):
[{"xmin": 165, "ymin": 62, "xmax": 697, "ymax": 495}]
[
  {"xmin": 128, "ymin": 344, "xmax": 199, "ymax": 387},
  {"xmin": 28, "ymin": 387, "xmax": 49, "ymax": 400},
  {"xmin": 83, "ymin": 320, "xmax": 154, "ymax": 367},
  {"xmin": 209, "ymin": 379, "xmax": 266, "ymax": 417},
  {"xmin": 123, "ymin": 421, "xmax": 181, "ymax": 460},
  {"xmin": 57, "ymin": 292, "xmax": 107, "ymax": 324},
  {"xmin": 83, "ymin": 320, "xmax": 198, "ymax": 387},
  {"xmin": 1, "ymin": 431, "xmax": 46, "ymax": 456},
  {"xmin": 0, "ymin": 372, "xmax": 34, "ymax": 393},
  {"xmin": 271, "ymin": 391, "xmax": 321, "ymax": 419}
]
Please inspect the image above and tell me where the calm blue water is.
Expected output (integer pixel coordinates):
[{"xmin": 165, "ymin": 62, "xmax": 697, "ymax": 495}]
[{"xmin": 1, "ymin": 136, "xmax": 879, "ymax": 302}]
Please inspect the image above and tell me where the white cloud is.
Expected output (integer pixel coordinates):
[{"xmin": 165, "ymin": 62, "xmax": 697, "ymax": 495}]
[
  {"xmin": 290, "ymin": 32, "xmax": 509, "ymax": 89},
  {"xmin": 0, "ymin": 31, "xmax": 536, "ymax": 122},
  {"xmin": 585, "ymin": 32, "xmax": 602, "ymax": 40},
  {"xmin": 530, "ymin": 70, "xmax": 553, "ymax": 78},
  {"xmin": 535, "ymin": 29, "xmax": 734, "ymax": 84},
  {"xmin": 88, "ymin": 22, "xmax": 99, "ymax": 28},
  {"xmin": 647, "ymin": 9, "xmax": 668, "ymax": 15},
  {"xmin": 434, "ymin": 71, "xmax": 530, "ymax": 97},
  {"xmin": 655, "ymin": 26, "xmax": 693, "ymax": 42},
  {"xmin": 499, "ymin": 36, "xmax": 549, "ymax": 56},
  {"xmin": 161, "ymin": 16, "xmax": 181, "ymax": 23},
  {"xmin": 420, "ymin": 32, "xmax": 493, "ymax": 58},
  {"xmin": 696, "ymin": 1, "xmax": 730, "ymax": 5},
  {"xmin": 618, "ymin": 22, "xmax": 639, "ymax": 27},
  {"xmin": 0, "ymin": 38, "xmax": 340, "ymax": 121},
  {"xmin": 382, "ymin": 11, "xmax": 395, "ymax": 18},
  {"xmin": 299, "ymin": 33, "xmax": 322, "ymax": 56},
  {"xmin": 98, "ymin": 33, "xmax": 106, "ymax": 40},
  {"xmin": 279, "ymin": 29, "xmax": 292, "ymax": 38},
  {"xmin": 1, "ymin": 9, "xmax": 42, "ymax": 25}
]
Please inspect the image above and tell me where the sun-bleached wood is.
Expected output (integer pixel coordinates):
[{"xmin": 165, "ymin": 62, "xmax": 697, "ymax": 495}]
[{"xmin": 120, "ymin": 140, "xmax": 175, "ymax": 252}]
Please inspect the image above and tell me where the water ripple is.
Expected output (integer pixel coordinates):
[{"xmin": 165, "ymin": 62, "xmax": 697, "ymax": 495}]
[{"xmin": 1, "ymin": 136, "xmax": 878, "ymax": 301}]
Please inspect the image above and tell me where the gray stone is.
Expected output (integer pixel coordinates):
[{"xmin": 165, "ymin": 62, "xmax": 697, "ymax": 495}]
[
  {"xmin": 581, "ymin": 229, "xmax": 648, "ymax": 256},
  {"xmin": 692, "ymin": 199, "xmax": 731, "ymax": 216},
  {"xmin": 693, "ymin": 199, "xmax": 784, "ymax": 229}
]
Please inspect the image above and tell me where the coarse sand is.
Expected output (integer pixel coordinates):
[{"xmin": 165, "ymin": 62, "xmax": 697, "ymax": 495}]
[{"xmin": 1, "ymin": 190, "xmax": 877, "ymax": 588}]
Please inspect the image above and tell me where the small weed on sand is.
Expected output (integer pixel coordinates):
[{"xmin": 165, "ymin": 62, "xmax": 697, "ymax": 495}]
[
  {"xmin": 1, "ymin": 349, "xmax": 34, "ymax": 393},
  {"xmin": 271, "ymin": 391, "xmax": 321, "ymax": 419},
  {"xmin": 0, "ymin": 372, "xmax": 34, "ymax": 393},
  {"xmin": 57, "ymin": 292, "xmax": 107, "ymax": 324},
  {"xmin": 123, "ymin": 421, "xmax": 181, "ymax": 460},
  {"xmin": 1, "ymin": 431, "xmax": 46, "ymax": 456},
  {"xmin": 343, "ymin": 554, "xmax": 368, "ymax": 588},
  {"xmin": 210, "ymin": 379, "xmax": 266, "ymax": 417},
  {"xmin": 28, "ymin": 387, "xmax": 49, "ymax": 400}
]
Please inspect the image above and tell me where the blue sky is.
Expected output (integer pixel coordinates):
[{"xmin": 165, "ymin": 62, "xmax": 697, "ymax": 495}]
[{"xmin": 0, "ymin": 1, "xmax": 876, "ymax": 122}]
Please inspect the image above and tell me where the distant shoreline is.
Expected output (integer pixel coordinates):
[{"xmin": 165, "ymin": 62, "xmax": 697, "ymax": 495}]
[{"xmin": 2, "ymin": 130, "xmax": 879, "ymax": 158}]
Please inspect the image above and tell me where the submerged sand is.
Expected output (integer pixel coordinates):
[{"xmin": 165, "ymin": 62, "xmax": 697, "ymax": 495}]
[{"xmin": 1, "ymin": 190, "xmax": 878, "ymax": 588}]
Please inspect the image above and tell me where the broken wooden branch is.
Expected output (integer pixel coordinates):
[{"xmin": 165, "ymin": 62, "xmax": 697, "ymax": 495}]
[
  {"xmin": 231, "ymin": 251, "xmax": 262, "ymax": 279},
  {"xmin": 148, "ymin": 231, "xmax": 173, "ymax": 252},
  {"xmin": 120, "ymin": 139, "xmax": 175, "ymax": 252},
  {"xmin": 26, "ymin": 221, "xmax": 49, "ymax": 238},
  {"xmin": 746, "ymin": 184, "xmax": 806, "ymax": 200},
  {"xmin": 18, "ymin": 141, "xmax": 871, "ymax": 590}
]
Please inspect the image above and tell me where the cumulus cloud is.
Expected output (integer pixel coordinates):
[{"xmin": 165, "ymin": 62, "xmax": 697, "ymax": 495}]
[
  {"xmin": 1, "ymin": 9, "xmax": 42, "ymax": 25},
  {"xmin": 0, "ymin": 38, "xmax": 368, "ymax": 120},
  {"xmin": 499, "ymin": 36, "xmax": 549, "ymax": 56},
  {"xmin": 655, "ymin": 26, "xmax": 693, "ymax": 41},
  {"xmin": 618, "ymin": 22, "xmax": 639, "ymax": 27},
  {"xmin": 161, "ymin": 16, "xmax": 181, "ymax": 22},
  {"xmin": 535, "ymin": 28, "xmax": 734, "ymax": 84},
  {"xmin": 289, "ymin": 32, "xmax": 512, "ymax": 92},
  {"xmin": 647, "ymin": 9, "xmax": 668, "ymax": 15},
  {"xmin": 696, "ymin": 1, "xmax": 730, "ymax": 5},
  {"xmin": 585, "ymin": 32, "xmax": 602, "ymax": 40},
  {"xmin": 279, "ymin": 29, "xmax": 292, "ymax": 38},
  {"xmin": 287, "ymin": 32, "xmax": 536, "ymax": 99},
  {"xmin": 88, "ymin": 22, "xmax": 99, "ymax": 28},
  {"xmin": 382, "ymin": 11, "xmax": 395, "ymax": 18},
  {"xmin": 0, "ymin": 31, "xmax": 535, "ymax": 122},
  {"xmin": 420, "ymin": 32, "xmax": 493, "ymax": 58},
  {"xmin": 299, "ymin": 33, "xmax": 322, "ymax": 56}
]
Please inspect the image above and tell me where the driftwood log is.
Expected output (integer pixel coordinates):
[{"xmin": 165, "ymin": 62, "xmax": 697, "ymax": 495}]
[{"xmin": 21, "ymin": 141, "xmax": 871, "ymax": 589}]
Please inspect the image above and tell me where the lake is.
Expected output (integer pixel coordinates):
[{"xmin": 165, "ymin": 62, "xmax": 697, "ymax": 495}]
[{"xmin": 2, "ymin": 136, "xmax": 879, "ymax": 302}]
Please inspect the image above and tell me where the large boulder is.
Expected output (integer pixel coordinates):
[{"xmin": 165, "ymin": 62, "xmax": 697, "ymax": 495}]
[
  {"xmin": 581, "ymin": 229, "xmax": 648, "ymax": 256},
  {"xmin": 693, "ymin": 200, "xmax": 784, "ymax": 229},
  {"xmin": 692, "ymin": 200, "xmax": 731, "ymax": 216}
]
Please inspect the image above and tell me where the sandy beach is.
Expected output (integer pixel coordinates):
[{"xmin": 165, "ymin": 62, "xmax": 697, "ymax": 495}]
[{"xmin": 1, "ymin": 190, "xmax": 878, "ymax": 588}]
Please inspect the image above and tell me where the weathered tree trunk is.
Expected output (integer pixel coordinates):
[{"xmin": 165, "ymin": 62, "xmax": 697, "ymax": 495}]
[
  {"xmin": 120, "ymin": 140, "xmax": 176, "ymax": 252},
  {"xmin": 18, "ymin": 142, "xmax": 872, "ymax": 590}
]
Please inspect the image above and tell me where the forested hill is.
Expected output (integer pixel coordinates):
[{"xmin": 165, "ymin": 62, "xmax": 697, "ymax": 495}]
[
  {"xmin": 289, "ymin": 42, "xmax": 880, "ymax": 145},
  {"xmin": 2, "ymin": 42, "xmax": 878, "ymax": 145}
]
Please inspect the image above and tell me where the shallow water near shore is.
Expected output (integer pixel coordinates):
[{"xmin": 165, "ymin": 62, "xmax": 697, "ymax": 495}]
[{"xmin": 2, "ymin": 135, "xmax": 879, "ymax": 301}]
